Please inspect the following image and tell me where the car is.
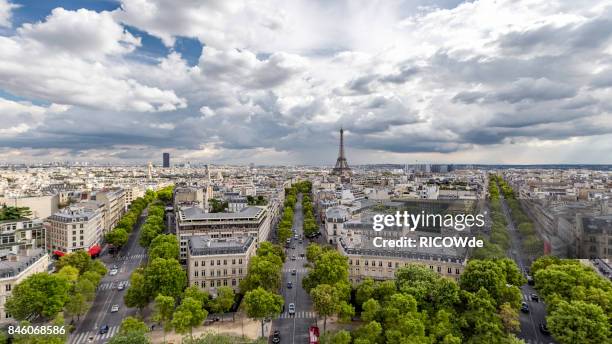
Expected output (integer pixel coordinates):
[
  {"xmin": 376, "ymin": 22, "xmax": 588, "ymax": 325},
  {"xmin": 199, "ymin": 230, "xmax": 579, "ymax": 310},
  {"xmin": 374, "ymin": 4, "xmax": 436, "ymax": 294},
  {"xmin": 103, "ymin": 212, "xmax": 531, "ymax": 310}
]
[
  {"xmin": 300, "ymin": 253, "xmax": 305, "ymax": 257},
  {"xmin": 112, "ymin": 264, "xmax": 118, "ymax": 269},
  {"xmin": 287, "ymin": 281, "xmax": 293, "ymax": 289},
  {"xmin": 294, "ymin": 235, "xmax": 298, "ymax": 239},
  {"xmin": 110, "ymin": 304, "xmax": 119, "ymax": 313},
  {"xmin": 539, "ymin": 323, "xmax": 551, "ymax": 335},
  {"xmin": 291, "ymin": 255, "xmax": 296, "ymax": 260},
  {"xmin": 291, "ymin": 269, "xmax": 297, "ymax": 275},
  {"xmin": 109, "ymin": 269, "xmax": 118, "ymax": 276},
  {"xmin": 520, "ymin": 302, "xmax": 529, "ymax": 313},
  {"xmin": 291, "ymin": 245, "xmax": 296, "ymax": 249},
  {"xmin": 288, "ymin": 303, "xmax": 295, "ymax": 315},
  {"xmin": 299, "ymin": 239, "xmax": 303, "ymax": 244},
  {"xmin": 527, "ymin": 276, "xmax": 534, "ymax": 285},
  {"xmin": 99, "ymin": 325, "xmax": 109, "ymax": 334},
  {"xmin": 531, "ymin": 293, "xmax": 539, "ymax": 302},
  {"xmin": 117, "ymin": 282, "xmax": 126, "ymax": 291},
  {"xmin": 271, "ymin": 330, "xmax": 281, "ymax": 344}
]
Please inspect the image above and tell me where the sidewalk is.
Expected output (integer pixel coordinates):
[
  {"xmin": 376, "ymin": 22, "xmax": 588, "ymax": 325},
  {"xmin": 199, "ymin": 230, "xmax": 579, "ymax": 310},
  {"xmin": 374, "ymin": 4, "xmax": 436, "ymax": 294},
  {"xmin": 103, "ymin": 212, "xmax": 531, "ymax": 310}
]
[{"xmin": 147, "ymin": 315, "xmax": 269, "ymax": 343}]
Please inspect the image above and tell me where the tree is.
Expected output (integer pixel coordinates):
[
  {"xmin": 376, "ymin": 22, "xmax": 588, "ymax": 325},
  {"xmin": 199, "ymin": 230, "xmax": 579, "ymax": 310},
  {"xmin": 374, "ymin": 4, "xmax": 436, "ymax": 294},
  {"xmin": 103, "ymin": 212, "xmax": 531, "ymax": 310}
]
[
  {"xmin": 499, "ymin": 303, "xmax": 520, "ymax": 333},
  {"xmin": 140, "ymin": 223, "xmax": 162, "ymax": 247},
  {"xmin": 240, "ymin": 255, "xmax": 282, "ymax": 293},
  {"xmin": 106, "ymin": 228, "xmax": 129, "ymax": 248},
  {"xmin": 302, "ymin": 249, "xmax": 349, "ymax": 292},
  {"xmin": 74, "ymin": 278, "xmax": 96, "ymax": 301},
  {"xmin": 157, "ymin": 185, "xmax": 174, "ymax": 204},
  {"xmin": 81, "ymin": 270, "xmax": 103, "ymax": 286},
  {"xmin": 361, "ymin": 298, "xmax": 381, "ymax": 322},
  {"xmin": 320, "ymin": 330, "xmax": 351, "ymax": 344},
  {"xmin": 153, "ymin": 294, "xmax": 175, "ymax": 344},
  {"xmin": 310, "ymin": 284, "xmax": 340, "ymax": 331},
  {"xmin": 209, "ymin": 199, "xmax": 228, "ymax": 213},
  {"xmin": 56, "ymin": 251, "xmax": 93, "ymax": 274},
  {"xmin": 212, "ymin": 286, "xmax": 235, "ymax": 316},
  {"xmin": 172, "ymin": 297, "xmax": 207, "ymax": 340},
  {"xmin": 12, "ymin": 315, "xmax": 66, "ymax": 344},
  {"xmin": 119, "ymin": 316, "xmax": 149, "ymax": 335},
  {"xmin": 0, "ymin": 205, "xmax": 32, "ymax": 220},
  {"xmin": 125, "ymin": 270, "xmax": 150, "ymax": 311},
  {"xmin": 57, "ymin": 265, "xmax": 79, "ymax": 282},
  {"xmin": 184, "ymin": 285, "xmax": 210, "ymax": 309},
  {"xmin": 149, "ymin": 234, "xmax": 180, "ymax": 260},
  {"xmin": 108, "ymin": 332, "xmax": 150, "ymax": 344},
  {"xmin": 144, "ymin": 258, "xmax": 187, "ymax": 300},
  {"xmin": 64, "ymin": 292, "xmax": 89, "ymax": 321},
  {"xmin": 547, "ymin": 300, "xmax": 610, "ymax": 344},
  {"xmin": 5, "ymin": 273, "xmax": 70, "ymax": 320},
  {"xmin": 243, "ymin": 287, "xmax": 284, "ymax": 338},
  {"xmin": 354, "ymin": 321, "xmax": 383, "ymax": 344}
]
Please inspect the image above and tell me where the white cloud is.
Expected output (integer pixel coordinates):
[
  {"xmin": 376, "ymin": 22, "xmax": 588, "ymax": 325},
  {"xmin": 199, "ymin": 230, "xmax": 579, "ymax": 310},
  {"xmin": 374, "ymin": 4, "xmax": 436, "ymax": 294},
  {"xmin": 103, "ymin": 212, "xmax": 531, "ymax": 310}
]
[
  {"xmin": 0, "ymin": 0, "xmax": 18, "ymax": 28},
  {"xmin": 0, "ymin": 8, "xmax": 186, "ymax": 112}
]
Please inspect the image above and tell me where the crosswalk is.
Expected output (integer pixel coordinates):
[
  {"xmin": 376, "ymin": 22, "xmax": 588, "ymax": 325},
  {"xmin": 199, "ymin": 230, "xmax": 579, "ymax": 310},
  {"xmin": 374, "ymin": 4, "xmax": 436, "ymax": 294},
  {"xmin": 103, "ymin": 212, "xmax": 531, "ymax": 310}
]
[
  {"xmin": 522, "ymin": 293, "xmax": 532, "ymax": 302},
  {"xmin": 69, "ymin": 325, "xmax": 120, "ymax": 344},
  {"xmin": 97, "ymin": 281, "xmax": 130, "ymax": 291},
  {"xmin": 523, "ymin": 340, "xmax": 547, "ymax": 344},
  {"xmin": 282, "ymin": 268, "xmax": 308, "ymax": 274},
  {"xmin": 114, "ymin": 253, "xmax": 146, "ymax": 261},
  {"xmin": 289, "ymin": 256, "xmax": 307, "ymax": 261},
  {"xmin": 278, "ymin": 311, "xmax": 316, "ymax": 319}
]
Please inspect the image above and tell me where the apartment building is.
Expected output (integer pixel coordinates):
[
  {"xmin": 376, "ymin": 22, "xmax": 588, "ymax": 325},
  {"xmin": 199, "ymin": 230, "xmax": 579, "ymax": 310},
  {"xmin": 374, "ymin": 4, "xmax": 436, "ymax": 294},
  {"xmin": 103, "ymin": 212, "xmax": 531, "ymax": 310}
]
[
  {"xmin": 176, "ymin": 206, "xmax": 269, "ymax": 262},
  {"xmin": 338, "ymin": 233, "xmax": 467, "ymax": 284},
  {"xmin": 46, "ymin": 205, "xmax": 103, "ymax": 253},
  {"xmin": 0, "ymin": 218, "xmax": 49, "ymax": 323},
  {"xmin": 186, "ymin": 235, "xmax": 256, "ymax": 293},
  {"xmin": 87, "ymin": 189, "xmax": 126, "ymax": 233}
]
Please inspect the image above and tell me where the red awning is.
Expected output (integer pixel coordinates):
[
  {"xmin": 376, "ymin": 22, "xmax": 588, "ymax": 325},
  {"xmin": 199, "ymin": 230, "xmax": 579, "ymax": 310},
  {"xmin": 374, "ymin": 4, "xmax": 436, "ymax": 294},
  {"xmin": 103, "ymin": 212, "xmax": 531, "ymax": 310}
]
[
  {"xmin": 52, "ymin": 250, "xmax": 65, "ymax": 257},
  {"xmin": 88, "ymin": 244, "xmax": 101, "ymax": 256}
]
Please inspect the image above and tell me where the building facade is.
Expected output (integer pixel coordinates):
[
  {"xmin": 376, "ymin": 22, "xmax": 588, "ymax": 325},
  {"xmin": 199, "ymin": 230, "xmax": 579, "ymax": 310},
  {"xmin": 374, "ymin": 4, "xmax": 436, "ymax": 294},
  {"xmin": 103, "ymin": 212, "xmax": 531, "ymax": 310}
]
[
  {"xmin": 186, "ymin": 235, "xmax": 256, "ymax": 293},
  {"xmin": 0, "ymin": 218, "xmax": 49, "ymax": 323},
  {"xmin": 46, "ymin": 206, "xmax": 103, "ymax": 253}
]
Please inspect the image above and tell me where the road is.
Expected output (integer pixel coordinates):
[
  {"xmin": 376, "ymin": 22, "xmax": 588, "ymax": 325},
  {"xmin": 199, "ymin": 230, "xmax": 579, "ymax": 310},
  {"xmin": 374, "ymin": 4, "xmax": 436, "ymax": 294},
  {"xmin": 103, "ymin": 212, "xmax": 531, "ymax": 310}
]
[
  {"xmin": 272, "ymin": 194, "xmax": 316, "ymax": 344},
  {"xmin": 498, "ymin": 190, "xmax": 555, "ymax": 344},
  {"xmin": 69, "ymin": 208, "xmax": 149, "ymax": 344}
]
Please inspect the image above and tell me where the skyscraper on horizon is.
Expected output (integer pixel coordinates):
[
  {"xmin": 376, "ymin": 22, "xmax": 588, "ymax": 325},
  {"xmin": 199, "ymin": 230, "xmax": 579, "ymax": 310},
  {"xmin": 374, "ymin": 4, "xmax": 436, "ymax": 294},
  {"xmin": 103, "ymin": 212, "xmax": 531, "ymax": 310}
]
[
  {"xmin": 162, "ymin": 152, "xmax": 170, "ymax": 168},
  {"xmin": 331, "ymin": 128, "xmax": 351, "ymax": 177}
]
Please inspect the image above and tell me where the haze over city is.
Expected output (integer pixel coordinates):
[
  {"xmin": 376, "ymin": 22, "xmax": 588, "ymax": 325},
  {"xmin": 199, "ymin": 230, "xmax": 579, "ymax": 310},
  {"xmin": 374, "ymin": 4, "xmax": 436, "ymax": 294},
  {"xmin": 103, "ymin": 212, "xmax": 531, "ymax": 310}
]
[{"xmin": 1, "ymin": 0, "xmax": 612, "ymax": 164}]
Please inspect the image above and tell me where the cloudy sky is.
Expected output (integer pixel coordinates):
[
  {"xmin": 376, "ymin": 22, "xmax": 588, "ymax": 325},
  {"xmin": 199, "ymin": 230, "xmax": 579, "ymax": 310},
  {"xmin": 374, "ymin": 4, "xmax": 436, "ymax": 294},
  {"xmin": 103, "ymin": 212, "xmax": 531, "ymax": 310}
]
[{"xmin": 1, "ymin": 0, "xmax": 612, "ymax": 165}]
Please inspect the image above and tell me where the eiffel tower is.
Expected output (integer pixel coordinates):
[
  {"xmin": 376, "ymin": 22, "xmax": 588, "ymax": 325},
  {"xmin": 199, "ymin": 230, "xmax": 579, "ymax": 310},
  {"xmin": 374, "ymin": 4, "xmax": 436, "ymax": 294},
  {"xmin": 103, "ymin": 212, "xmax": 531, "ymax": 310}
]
[{"xmin": 331, "ymin": 128, "xmax": 351, "ymax": 176}]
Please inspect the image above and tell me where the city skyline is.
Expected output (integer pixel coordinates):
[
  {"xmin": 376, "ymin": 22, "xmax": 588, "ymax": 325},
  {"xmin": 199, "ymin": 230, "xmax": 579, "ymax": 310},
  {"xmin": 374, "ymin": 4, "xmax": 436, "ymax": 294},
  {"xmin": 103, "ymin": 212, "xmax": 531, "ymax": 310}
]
[{"xmin": 1, "ymin": 0, "xmax": 612, "ymax": 164}]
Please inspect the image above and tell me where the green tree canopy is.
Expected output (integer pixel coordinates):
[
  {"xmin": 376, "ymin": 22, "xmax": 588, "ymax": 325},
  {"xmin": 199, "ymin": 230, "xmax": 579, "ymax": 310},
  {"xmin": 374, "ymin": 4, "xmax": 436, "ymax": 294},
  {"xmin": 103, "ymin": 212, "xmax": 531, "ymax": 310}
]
[{"xmin": 5, "ymin": 273, "xmax": 71, "ymax": 320}]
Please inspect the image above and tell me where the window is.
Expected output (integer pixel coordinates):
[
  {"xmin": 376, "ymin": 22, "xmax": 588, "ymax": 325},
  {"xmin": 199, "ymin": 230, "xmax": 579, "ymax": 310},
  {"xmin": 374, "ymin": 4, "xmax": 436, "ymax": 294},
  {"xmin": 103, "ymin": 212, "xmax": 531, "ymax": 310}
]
[
  {"xmin": 388, "ymin": 262, "xmax": 392, "ymax": 267},
  {"xmin": 223, "ymin": 279, "xmax": 228, "ymax": 286},
  {"xmin": 448, "ymin": 267, "xmax": 452, "ymax": 274},
  {"xmin": 455, "ymin": 268, "xmax": 460, "ymax": 274},
  {"xmin": 349, "ymin": 259, "xmax": 353, "ymax": 265},
  {"xmin": 356, "ymin": 260, "xmax": 360, "ymax": 266},
  {"xmin": 217, "ymin": 260, "xmax": 221, "ymax": 265},
  {"xmin": 223, "ymin": 269, "xmax": 227, "ymax": 276},
  {"xmin": 195, "ymin": 261, "xmax": 198, "ymax": 267},
  {"xmin": 232, "ymin": 279, "xmax": 236, "ymax": 286},
  {"xmin": 232, "ymin": 259, "xmax": 236, "ymax": 265},
  {"xmin": 429, "ymin": 265, "xmax": 433, "ymax": 270},
  {"xmin": 437, "ymin": 266, "xmax": 441, "ymax": 273},
  {"xmin": 194, "ymin": 271, "xmax": 198, "ymax": 277},
  {"xmin": 239, "ymin": 268, "xmax": 243, "ymax": 274},
  {"xmin": 365, "ymin": 260, "xmax": 368, "ymax": 266},
  {"xmin": 202, "ymin": 261, "xmax": 206, "ymax": 266},
  {"xmin": 379, "ymin": 261, "xmax": 382, "ymax": 267},
  {"xmin": 5, "ymin": 284, "xmax": 11, "ymax": 291},
  {"xmin": 395, "ymin": 262, "xmax": 399, "ymax": 268},
  {"xmin": 232, "ymin": 268, "xmax": 236, "ymax": 274},
  {"xmin": 202, "ymin": 270, "xmax": 206, "ymax": 276},
  {"xmin": 223, "ymin": 260, "xmax": 227, "ymax": 265},
  {"xmin": 202, "ymin": 281, "xmax": 206, "ymax": 287},
  {"xmin": 239, "ymin": 259, "xmax": 243, "ymax": 264},
  {"xmin": 211, "ymin": 260, "xmax": 214, "ymax": 266}
]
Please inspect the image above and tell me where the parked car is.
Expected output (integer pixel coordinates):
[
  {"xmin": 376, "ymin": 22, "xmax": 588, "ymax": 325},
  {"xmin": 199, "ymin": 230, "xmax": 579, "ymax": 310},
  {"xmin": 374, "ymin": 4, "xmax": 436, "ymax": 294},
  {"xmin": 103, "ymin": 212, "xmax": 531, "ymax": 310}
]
[
  {"xmin": 288, "ymin": 303, "xmax": 295, "ymax": 315},
  {"xmin": 520, "ymin": 302, "xmax": 529, "ymax": 313}
]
